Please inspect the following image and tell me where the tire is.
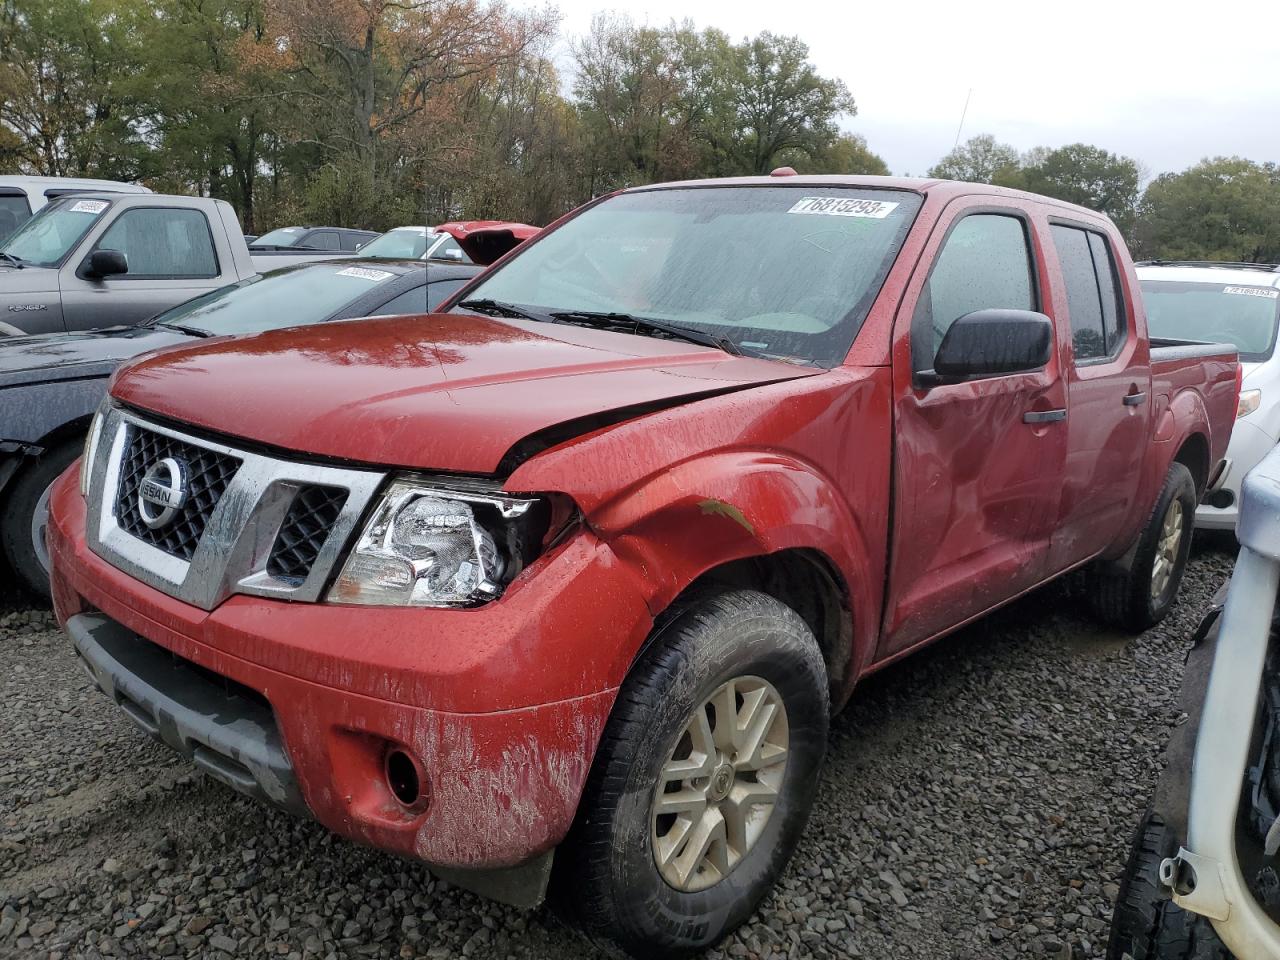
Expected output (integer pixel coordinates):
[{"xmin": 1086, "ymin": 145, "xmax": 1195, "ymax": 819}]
[
  {"xmin": 552, "ymin": 589, "xmax": 829, "ymax": 959},
  {"xmin": 0, "ymin": 440, "xmax": 81, "ymax": 599},
  {"xmin": 1107, "ymin": 810, "xmax": 1231, "ymax": 960},
  {"xmin": 1092, "ymin": 462, "xmax": 1197, "ymax": 632}
]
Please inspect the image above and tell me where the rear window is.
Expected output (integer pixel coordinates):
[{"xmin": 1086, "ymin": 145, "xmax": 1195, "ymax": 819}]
[{"xmin": 1142, "ymin": 280, "xmax": 1280, "ymax": 362}]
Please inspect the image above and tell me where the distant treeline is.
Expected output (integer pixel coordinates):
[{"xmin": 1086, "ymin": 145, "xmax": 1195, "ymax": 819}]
[{"xmin": 2, "ymin": 0, "xmax": 1276, "ymax": 261}]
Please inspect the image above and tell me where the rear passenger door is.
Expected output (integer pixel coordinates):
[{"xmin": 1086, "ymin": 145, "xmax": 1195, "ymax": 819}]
[
  {"xmin": 1045, "ymin": 220, "xmax": 1150, "ymax": 572},
  {"xmin": 60, "ymin": 206, "xmax": 223, "ymax": 330},
  {"xmin": 882, "ymin": 199, "xmax": 1068, "ymax": 657}
]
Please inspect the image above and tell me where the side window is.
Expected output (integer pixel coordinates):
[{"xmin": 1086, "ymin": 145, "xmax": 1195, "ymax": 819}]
[
  {"xmin": 309, "ymin": 231, "xmax": 340, "ymax": 251},
  {"xmin": 1051, "ymin": 224, "xmax": 1125, "ymax": 361},
  {"xmin": 1088, "ymin": 231, "xmax": 1125, "ymax": 353},
  {"xmin": 94, "ymin": 208, "xmax": 218, "ymax": 279},
  {"xmin": 914, "ymin": 214, "xmax": 1035, "ymax": 368},
  {"xmin": 0, "ymin": 192, "xmax": 32, "ymax": 244}
]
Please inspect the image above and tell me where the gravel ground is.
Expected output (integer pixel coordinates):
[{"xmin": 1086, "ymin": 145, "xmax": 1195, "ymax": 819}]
[{"xmin": 0, "ymin": 540, "xmax": 1236, "ymax": 960}]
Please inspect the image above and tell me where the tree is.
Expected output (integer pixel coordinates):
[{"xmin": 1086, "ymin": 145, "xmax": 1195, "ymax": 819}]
[
  {"xmin": 791, "ymin": 133, "xmax": 888, "ymax": 176},
  {"xmin": 720, "ymin": 33, "xmax": 855, "ymax": 175},
  {"xmin": 1134, "ymin": 157, "xmax": 1280, "ymax": 262},
  {"xmin": 927, "ymin": 134, "xmax": 1021, "ymax": 185},
  {"xmin": 0, "ymin": 0, "xmax": 150, "ymax": 178},
  {"xmin": 1022, "ymin": 143, "xmax": 1141, "ymax": 234}
]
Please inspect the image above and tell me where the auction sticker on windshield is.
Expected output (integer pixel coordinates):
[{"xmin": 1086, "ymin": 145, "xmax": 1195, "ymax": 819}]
[
  {"xmin": 69, "ymin": 200, "xmax": 109, "ymax": 215},
  {"xmin": 787, "ymin": 196, "xmax": 899, "ymax": 219},
  {"xmin": 1224, "ymin": 286, "xmax": 1280, "ymax": 299},
  {"xmin": 336, "ymin": 266, "xmax": 394, "ymax": 281}
]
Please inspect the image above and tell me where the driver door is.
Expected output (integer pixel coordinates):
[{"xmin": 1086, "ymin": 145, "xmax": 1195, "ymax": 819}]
[{"xmin": 879, "ymin": 200, "xmax": 1069, "ymax": 659}]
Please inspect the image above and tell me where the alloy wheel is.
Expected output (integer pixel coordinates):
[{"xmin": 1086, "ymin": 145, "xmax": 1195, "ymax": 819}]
[
  {"xmin": 1150, "ymin": 498, "xmax": 1184, "ymax": 602},
  {"xmin": 650, "ymin": 675, "xmax": 789, "ymax": 892}
]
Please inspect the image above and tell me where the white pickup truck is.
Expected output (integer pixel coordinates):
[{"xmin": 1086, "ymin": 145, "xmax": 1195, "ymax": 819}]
[{"xmin": 0, "ymin": 192, "xmax": 351, "ymax": 335}]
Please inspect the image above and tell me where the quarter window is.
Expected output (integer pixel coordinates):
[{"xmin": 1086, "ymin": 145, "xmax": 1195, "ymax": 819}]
[
  {"xmin": 95, "ymin": 208, "xmax": 218, "ymax": 279},
  {"xmin": 1051, "ymin": 224, "xmax": 1125, "ymax": 361},
  {"xmin": 915, "ymin": 213, "xmax": 1036, "ymax": 368}
]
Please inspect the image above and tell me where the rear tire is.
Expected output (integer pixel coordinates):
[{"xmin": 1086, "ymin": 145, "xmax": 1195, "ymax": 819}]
[
  {"xmin": 0, "ymin": 440, "xmax": 81, "ymax": 600},
  {"xmin": 552, "ymin": 589, "xmax": 829, "ymax": 958},
  {"xmin": 1107, "ymin": 810, "xmax": 1231, "ymax": 960},
  {"xmin": 1092, "ymin": 462, "xmax": 1197, "ymax": 632}
]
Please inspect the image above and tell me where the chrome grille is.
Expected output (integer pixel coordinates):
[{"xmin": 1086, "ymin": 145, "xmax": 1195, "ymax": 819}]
[
  {"xmin": 115, "ymin": 427, "xmax": 240, "ymax": 561},
  {"xmin": 266, "ymin": 485, "xmax": 349, "ymax": 583},
  {"xmin": 86, "ymin": 406, "xmax": 385, "ymax": 611}
]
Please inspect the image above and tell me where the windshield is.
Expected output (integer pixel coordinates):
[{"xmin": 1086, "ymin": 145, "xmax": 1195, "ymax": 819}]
[
  {"xmin": 0, "ymin": 197, "xmax": 111, "ymax": 267},
  {"xmin": 456, "ymin": 186, "xmax": 921, "ymax": 365},
  {"xmin": 253, "ymin": 227, "xmax": 307, "ymax": 248},
  {"xmin": 360, "ymin": 228, "xmax": 435, "ymax": 259},
  {"xmin": 1142, "ymin": 279, "xmax": 1280, "ymax": 362},
  {"xmin": 151, "ymin": 262, "xmax": 403, "ymax": 335}
]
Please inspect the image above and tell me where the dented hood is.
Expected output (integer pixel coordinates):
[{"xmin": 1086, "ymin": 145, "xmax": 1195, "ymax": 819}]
[{"xmin": 109, "ymin": 312, "xmax": 811, "ymax": 474}]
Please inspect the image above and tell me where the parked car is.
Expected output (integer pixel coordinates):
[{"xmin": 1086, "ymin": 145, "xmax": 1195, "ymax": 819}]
[
  {"xmin": 249, "ymin": 225, "xmax": 378, "ymax": 253},
  {"xmin": 0, "ymin": 259, "xmax": 479, "ymax": 596},
  {"xmin": 1107, "ymin": 443, "xmax": 1280, "ymax": 960},
  {"xmin": 1140, "ymin": 260, "xmax": 1280, "ymax": 531},
  {"xmin": 0, "ymin": 175, "xmax": 150, "ymax": 244},
  {"xmin": 358, "ymin": 221, "xmax": 539, "ymax": 263},
  {"xmin": 0, "ymin": 192, "xmax": 358, "ymax": 337},
  {"xmin": 48, "ymin": 174, "xmax": 1239, "ymax": 958}
]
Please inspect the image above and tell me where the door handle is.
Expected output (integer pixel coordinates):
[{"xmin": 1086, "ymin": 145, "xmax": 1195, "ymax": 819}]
[
  {"xmin": 1023, "ymin": 409, "xmax": 1067, "ymax": 424},
  {"xmin": 1123, "ymin": 392, "xmax": 1148, "ymax": 406}
]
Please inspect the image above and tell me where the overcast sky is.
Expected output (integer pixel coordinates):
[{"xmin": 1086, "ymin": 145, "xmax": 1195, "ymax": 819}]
[{"xmin": 529, "ymin": 0, "xmax": 1280, "ymax": 180}]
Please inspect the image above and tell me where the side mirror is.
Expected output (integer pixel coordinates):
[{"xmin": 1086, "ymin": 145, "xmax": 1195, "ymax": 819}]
[
  {"xmin": 87, "ymin": 249, "xmax": 128, "ymax": 279},
  {"xmin": 925, "ymin": 308, "xmax": 1053, "ymax": 383},
  {"xmin": 440, "ymin": 247, "xmax": 463, "ymax": 262}
]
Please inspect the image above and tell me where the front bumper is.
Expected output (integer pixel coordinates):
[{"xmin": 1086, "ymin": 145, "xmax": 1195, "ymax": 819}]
[{"xmin": 48, "ymin": 469, "xmax": 652, "ymax": 892}]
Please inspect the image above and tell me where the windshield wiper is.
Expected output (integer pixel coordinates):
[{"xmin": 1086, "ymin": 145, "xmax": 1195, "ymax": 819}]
[
  {"xmin": 458, "ymin": 298, "xmax": 555, "ymax": 324},
  {"xmin": 157, "ymin": 322, "xmax": 212, "ymax": 337},
  {"xmin": 549, "ymin": 310, "xmax": 742, "ymax": 356},
  {"xmin": 0, "ymin": 251, "xmax": 25, "ymax": 269}
]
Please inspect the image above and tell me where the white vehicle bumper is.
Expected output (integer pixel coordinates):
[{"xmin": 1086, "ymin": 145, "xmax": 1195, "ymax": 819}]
[{"xmin": 1196, "ymin": 418, "xmax": 1279, "ymax": 531}]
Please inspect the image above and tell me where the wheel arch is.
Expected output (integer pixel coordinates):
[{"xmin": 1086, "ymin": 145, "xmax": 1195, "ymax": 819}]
[
  {"xmin": 1173, "ymin": 430, "xmax": 1211, "ymax": 498},
  {"xmin": 640, "ymin": 549, "xmax": 855, "ymax": 712}
]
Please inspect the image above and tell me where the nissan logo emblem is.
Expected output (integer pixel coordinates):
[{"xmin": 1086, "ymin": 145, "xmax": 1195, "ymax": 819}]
[{"xmin": 138, "ymin": 457, "xmax": 189, "ymax": 529}]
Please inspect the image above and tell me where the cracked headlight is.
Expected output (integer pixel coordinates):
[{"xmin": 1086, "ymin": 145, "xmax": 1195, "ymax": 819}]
[{"xmin": 327, "ymin": 478, "xmax": 555, "ymax": 607}]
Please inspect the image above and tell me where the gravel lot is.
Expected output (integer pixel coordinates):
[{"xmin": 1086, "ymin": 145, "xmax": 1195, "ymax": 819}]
[{"xmin": 0, "ymin": 541, "xmax": 1236, "ymax": 960}]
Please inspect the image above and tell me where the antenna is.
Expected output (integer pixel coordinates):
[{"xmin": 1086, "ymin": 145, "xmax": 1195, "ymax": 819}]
[{"xmin": 953, "ymin": 88, "xmax": 973, "ymax": 149}]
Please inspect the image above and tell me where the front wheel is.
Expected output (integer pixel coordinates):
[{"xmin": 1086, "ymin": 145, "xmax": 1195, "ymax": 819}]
[
  {"xmin": 1092, "ymin": 462, "xmax": 1197, "ymax": 632},
  {"xmin": 1, "ymin": 440, "xmax": 82, "ymax": 599},
  {"xmin": 553, "ymin": 589, "xmax": 829, "ymax": 958}
]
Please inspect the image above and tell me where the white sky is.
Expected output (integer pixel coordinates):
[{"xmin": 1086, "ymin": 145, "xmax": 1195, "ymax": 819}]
[{"xmin": 528, "ymin": 0, "xmax": 1280, "ymax": 180}]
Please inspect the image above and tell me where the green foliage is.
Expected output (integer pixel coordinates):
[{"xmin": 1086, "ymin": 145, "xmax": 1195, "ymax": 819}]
[
  {"xmin": 1021, "ymin": 143, "xmax": 1141, "ymax": 234},
  {"xmin": 927, "ymin": 134, "xmax": 1022, "ymax": 185},
  {"xmin": 1134, "ymin": 157, "xmax": 1280, "ymax": 262}
]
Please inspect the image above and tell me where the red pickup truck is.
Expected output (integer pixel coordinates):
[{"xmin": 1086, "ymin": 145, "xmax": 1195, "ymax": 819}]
[{"xmin": 48, "ymin": 175, "xmax": 1238, "ymax": 957}]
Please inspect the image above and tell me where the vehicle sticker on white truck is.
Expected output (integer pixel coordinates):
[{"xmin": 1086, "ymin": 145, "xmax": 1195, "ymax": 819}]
[
  {"xmin": 335, "ymin": 266, "xmax": 395, "ymax": 282},
  {"xmin": 1224, "ymin": 286, "xmax": 1280, "ymax": 299},
  {"xmin": 69, "ymin": 200, "xmax": 109, "ymax": 214},
  {"xmin": 787, "ymin": 197, "xmax": 899, "ymax": 219}
]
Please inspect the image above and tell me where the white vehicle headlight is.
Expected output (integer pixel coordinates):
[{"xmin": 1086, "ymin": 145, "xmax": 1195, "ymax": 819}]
[
  {"xmin": 327, "ymin": 478, "xmax": 559, "ymax": 607},
  {"xmin": 1238, "ymin": 389, "xmax": 1262, "ymax": 419},
  {"xmin": 79, "ymin": 404, "xmax": 107, "ymax": 497}
]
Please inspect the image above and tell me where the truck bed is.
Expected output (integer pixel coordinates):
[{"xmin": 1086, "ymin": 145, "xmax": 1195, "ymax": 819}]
[{"xmin": 1150, "ymin": 338, "xmax": 1239, "ymax": 475}]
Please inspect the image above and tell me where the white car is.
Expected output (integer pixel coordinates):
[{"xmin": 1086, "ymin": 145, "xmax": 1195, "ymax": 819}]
[
  {"xmin": 0, "ymin": 175, "xmax": 150, "ymax": 244},
  {"xmin": 1139, "ymin": 261, "xmax": 1280, "ymax": 530},
  {"xmin": 356, "ymin": 225, "xmax": 470, "ymax": 262}
]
